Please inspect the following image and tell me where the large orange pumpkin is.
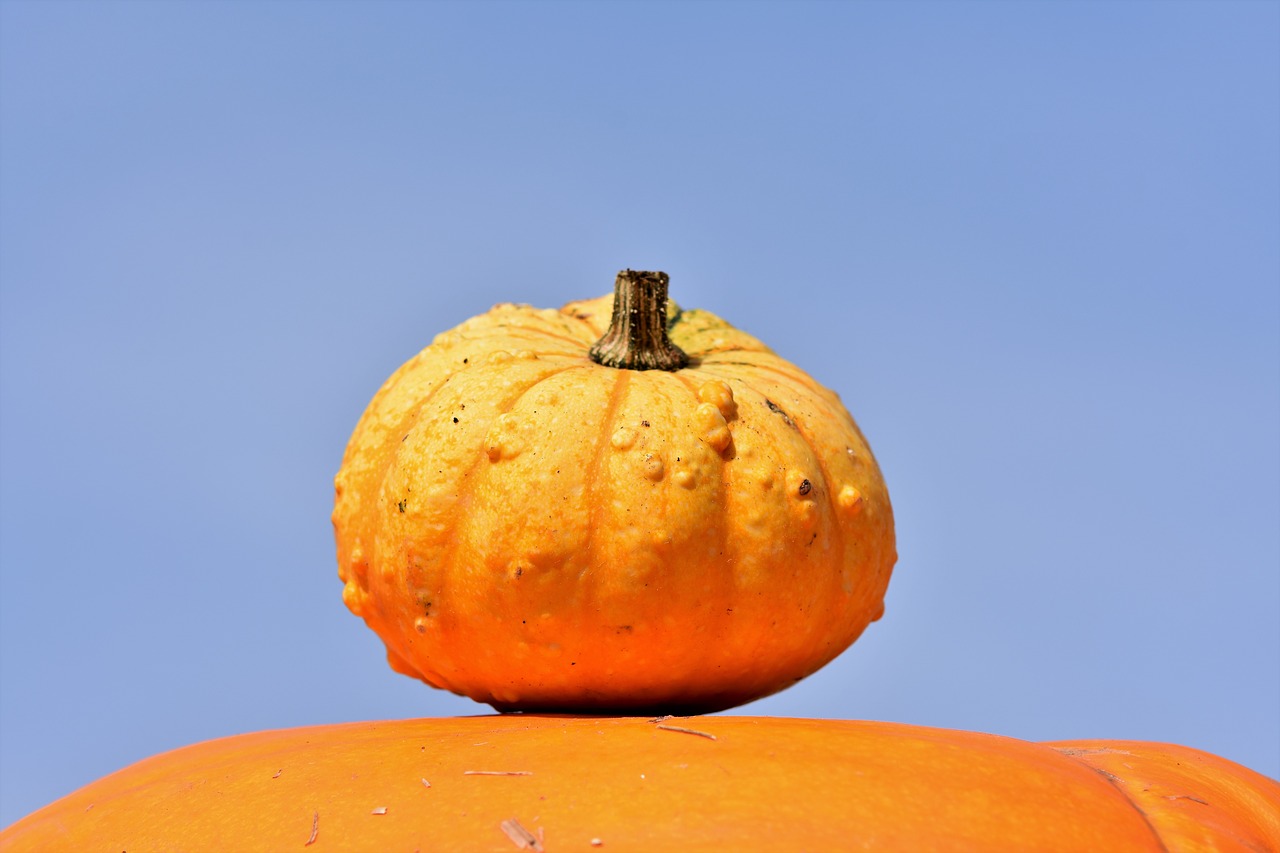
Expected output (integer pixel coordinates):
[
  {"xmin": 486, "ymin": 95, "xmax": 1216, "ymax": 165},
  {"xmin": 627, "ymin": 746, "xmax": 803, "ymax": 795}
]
[
  {"xmin": 3, "ymin": 716, "xmax": 1276, "ymax": 852},
  {"xmin": 333, "ymin": 271, "xmax": 896, "ymax": 713}
]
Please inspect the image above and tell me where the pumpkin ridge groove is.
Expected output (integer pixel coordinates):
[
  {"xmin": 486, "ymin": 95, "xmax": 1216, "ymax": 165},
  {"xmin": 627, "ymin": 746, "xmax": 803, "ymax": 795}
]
[
  {"xmin": 449, "ymin": 326, "xmax": 591, "ymax": 352},
  {"xmin": 390, "ymin": 361, "xmax": 589, "ymax": 519},
  {"xmin": 557, "ymin": 304, "xmax": 609, "ymax": 340},
  {"xmin": 696, "ymin": 361, "xmax": 862, "ymax": 451},
  {"xmin": 699, "ymin": 355, "xmax": 819, "ymax": 391},
  {"xmin": 365, "ymin": 352, "xmax": 582, "ymax": 516},
  {"xmin": 359, "ymin": 358, "xmax": 460, "ymax": 479},
  {"xmin": 354, "ymin": 365, "xmax": 468, "ymax": 581},
  {"xmin": 722, "ymin": 376, "xmax": 846, "ymax": 613},
  {"xmin": 581, "ymin": 369, "xmax": 631, "ymax": 582},
  {"xmin": 404, "ymin": 361, "xmax": 591, "ymax": 682},
  {"xmin": 786, "ymin": 392, "xmax": 846, "ymax": 617},
  {"xmin": 750, "ymin": 358, "xmax": 884, "ymax": 468},
  {"xmin": 1056, "ymin": 751, "xmax": 1173, "ymax": 853},
  {"xmin": 684, "ymin": 342, "xmax": 773, "ymax": 359},
  {"xmin": 672, "ymin": 371, "xmax": 733, "ymax": 584}
]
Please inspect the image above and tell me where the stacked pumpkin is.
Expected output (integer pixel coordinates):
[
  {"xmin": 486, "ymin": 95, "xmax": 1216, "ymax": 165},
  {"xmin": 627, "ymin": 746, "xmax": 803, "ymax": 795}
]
[{"xmin": 2, "ymin": 271, "xmax": 1276, "ymax": 851}]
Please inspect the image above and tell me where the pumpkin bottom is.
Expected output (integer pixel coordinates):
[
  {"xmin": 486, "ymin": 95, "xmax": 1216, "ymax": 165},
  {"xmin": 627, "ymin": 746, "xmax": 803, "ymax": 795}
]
[
  {"xmin": 382, "ymin": 629, "xmax": 858, "ymax": 716},
  {"xmin": 369, "ymin": 562, "xmax": 887, "ymax": 715},
  {"xmin": 484, "ymin": 690, "xmax": 761, "ymax": 717},
  {"xmin": 4, "ymin": 716, "xmax": 1276, "ymax": 852}
]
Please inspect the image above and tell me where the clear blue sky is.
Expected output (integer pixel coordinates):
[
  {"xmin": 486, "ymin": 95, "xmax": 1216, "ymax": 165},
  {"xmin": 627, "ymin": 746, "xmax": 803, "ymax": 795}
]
[{"xmin": 2, "ymin": 0, "xmax": 1277, "ymax": 827}]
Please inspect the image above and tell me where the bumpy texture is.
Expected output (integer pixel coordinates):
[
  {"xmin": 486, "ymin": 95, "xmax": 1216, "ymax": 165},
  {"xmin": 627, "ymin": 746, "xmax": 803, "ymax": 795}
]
[
  {"xmin": 5, "ymin": 717, "xmax": 1277, "ymax": 851},
  {"xmin": 332, "ymin": 293, "xmax": 896, "ymax": 712}
]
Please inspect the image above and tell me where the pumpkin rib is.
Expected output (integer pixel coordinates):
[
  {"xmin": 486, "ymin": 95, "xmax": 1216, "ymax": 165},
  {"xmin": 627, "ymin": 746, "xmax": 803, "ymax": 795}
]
[
  {"xmin": 639, "ymin": 365, "xmax": 729, "ymax": 564},
  {"xmin": 692, "ymin": 343, "xmax": 774, "ymax": 358},
  {"xmin": 536, "ymin": 306, "xmax": 607, "ymax": 345},
  {"xmin": 699, "ymin": 353, "xmax": 818, "ymax": 384},
  {"xmin": 698, "ymin": 357, "xmax": 859, "ymax": 441},
  {"xmin": 693, "ymin": 370, "xmax": 798, "ymax": 670},
  {"xmin": 555, "ymin": 310, "xmax": 604, "ymax": 342},
  {"xmin": 678, "ymin": 317, "xmax": 776, "ymax": 356},
  {"xmin": 778, "ymin": 401, "xmax": 848, "ymax": 648},
  {"xmin": 363, "ymin": 353, "xmax": 582, "ymax": 528},
  {"xmin": 381, "ymin": 360, "xmax": 594, "ymax": 686},
  {"xmin": 336, "ymin": 356, "xmax": 466, "ymax": 589},
  {"xmin": 582, "ymin": 369, "xmax": 631, "ymax": 583},
  {"xmin": 702, "ymin": 354, "xmax": 817, "ymax": 387},
  {"xmin": 1065, "ymin": 756, "xmax": 1175, "ymax": 853},
  {"xmin": 560, "ymin": 295, "xmax": 615, "ymax": 338},
  {"xmin": 380, "ymin": 358, "xmax": 588, "ymax": 531},
  {"xmin": 645, "ymin": 371, "xmax": 696, "ymax": 584},
  {"xmin": 455, "ymin": 346, "xmax": 588, "ymax": 364},
  {"xmin": 622, "ymin": 366, "xmax": 747, "ymax": 700},
  {"xmin": 505, "ymin": 325, "xmax": 591, "ymax": 349},
  {"xmin": 668, "ymin": 370, "xmax": 702, "ymax": 401},
  {"xmin": 703, "ymin": 360, "xmax": 862, "ymax": 481},
  {"xmin": 445, "ymin": 363, "xmax": 628, "ymax": 707},
  {"xmin": 670, "ymin": 367, "xmax": 748, "ymax": 607},
  {"xmin": 695, "ymin": 358, "xmax": 881, "ymax": 536},
  {"xmin": 1050, "ymin": 741, "xmax": 1280, "ymax": 851},
  {"xmin": 447, "ymin": 359, "xmax": 598, "ymax": 495},
  {"xmin": 684, "ymin": 367, "xmax": 853, "ymax": 673},
  {"xmin": 671, "ymin": 370, "xmax": 735, "ymax": 596},
  {"xmin": 752, "ymin": 366, "xmax": 861, "ymax": 646},
  {"xmin": 707, "ymin": 371, "xmax": 845, "ymax": 580},
  {"xmin": 665, "ymin": 312, "xmax": 773, "ymax": 361},
  {"xmin": 656, "ymin": 360, "xmax": 882, "ymax": 682},
  {"xmin": 452, "ymin": 303, "xmax": 601, "ymax": 350},
  {"xmin": 447, "ymin": 326, "xmax": 590, "ymax": 353}
]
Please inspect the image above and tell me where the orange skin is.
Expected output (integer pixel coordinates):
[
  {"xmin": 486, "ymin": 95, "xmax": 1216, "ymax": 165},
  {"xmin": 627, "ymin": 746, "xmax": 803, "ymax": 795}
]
[
  {"xmin": 333, "ymin": 291, "xmax": 896, "ymax": 712},
  {"xmin": 1047, "ymin": 739, "xmax": 1280, "ymax": 851},
  {"xmin": 3, "ymin": 716, "xmax": 1276, "ymax": 852}
]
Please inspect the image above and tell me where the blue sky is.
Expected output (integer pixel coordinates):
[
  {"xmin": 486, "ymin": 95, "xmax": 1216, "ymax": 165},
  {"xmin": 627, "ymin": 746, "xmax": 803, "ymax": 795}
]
[{"xmin": 1, "ymin": 0, "xmax": 1277, "ymax": 826}]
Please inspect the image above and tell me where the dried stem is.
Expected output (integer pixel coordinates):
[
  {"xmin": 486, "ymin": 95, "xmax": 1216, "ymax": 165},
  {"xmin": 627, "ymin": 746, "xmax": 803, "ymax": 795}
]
[{"xmin": 589, "ymin": 270, "xmax": 689, "ymax": 371}]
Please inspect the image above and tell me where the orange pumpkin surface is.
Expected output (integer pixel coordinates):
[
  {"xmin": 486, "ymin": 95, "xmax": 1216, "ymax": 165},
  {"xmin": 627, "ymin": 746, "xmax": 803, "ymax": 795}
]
[
  {"xmin": 333, "ymin": 271, "xmax": 896, "ymax": 713},
  {"xmin": 3, "ymin": 716, "xmax": 1276, "ymax": 852}
]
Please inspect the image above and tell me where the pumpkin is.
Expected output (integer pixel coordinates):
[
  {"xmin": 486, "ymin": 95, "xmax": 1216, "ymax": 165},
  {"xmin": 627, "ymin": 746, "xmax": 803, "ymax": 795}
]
[
  {"xmin": 332, "ymin": 270, "xmax": 896, "ymax": 713},
  {"xmin": 3, "ymin": 716, "xmax": 1276, "ymax": 851}
]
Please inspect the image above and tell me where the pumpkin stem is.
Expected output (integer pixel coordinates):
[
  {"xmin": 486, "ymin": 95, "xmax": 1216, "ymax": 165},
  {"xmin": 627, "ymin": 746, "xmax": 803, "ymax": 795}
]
[{"xmin": 589, "ymin": 270, "xmax": 690, "ymax": 371}]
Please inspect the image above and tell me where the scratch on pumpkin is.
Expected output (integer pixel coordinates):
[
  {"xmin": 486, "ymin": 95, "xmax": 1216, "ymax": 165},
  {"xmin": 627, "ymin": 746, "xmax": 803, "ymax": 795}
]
[
  {"xmin": 1165, "ymin": 794, "xmax": 1210, "ymax": 805},
  {"xmin": 500, "ymin": 817, "xmax": 544, "ymax": 851},
  {"xmin": 656, "ymin": 723, "xmax": 717, "ymax": 740},
  {"xmin": 1055, "ymin": 747, "xmax": 1135, "ymax": 757}
]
